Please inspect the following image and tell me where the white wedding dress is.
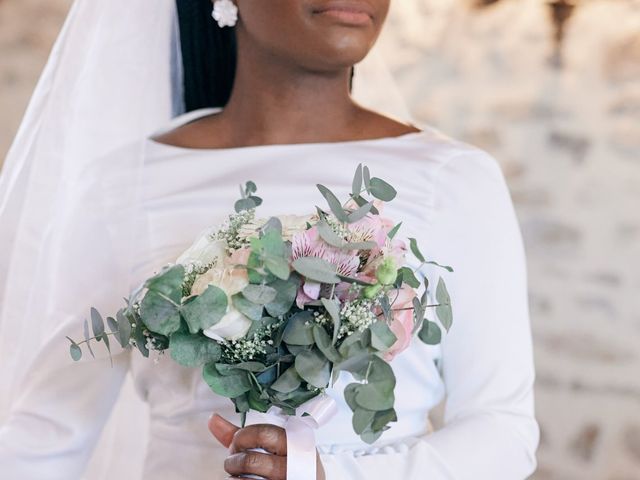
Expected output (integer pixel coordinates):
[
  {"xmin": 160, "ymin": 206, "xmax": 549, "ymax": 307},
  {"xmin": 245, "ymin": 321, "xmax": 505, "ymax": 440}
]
[{"xmin": 0, "ymin": 108, "xmax": 539, "ymax": 479}]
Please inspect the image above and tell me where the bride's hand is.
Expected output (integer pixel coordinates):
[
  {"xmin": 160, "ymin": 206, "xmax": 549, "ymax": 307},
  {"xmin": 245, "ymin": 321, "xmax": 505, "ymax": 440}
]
[{"xmin": 208, "ymin": 414, "xmax": 326, "ymax": 480}]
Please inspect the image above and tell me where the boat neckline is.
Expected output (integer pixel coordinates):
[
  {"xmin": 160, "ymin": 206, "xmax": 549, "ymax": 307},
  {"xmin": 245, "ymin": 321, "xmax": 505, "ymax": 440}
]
[{"xmin": 146, "ymin": 129, "xmax": 432, "ymax": 154}]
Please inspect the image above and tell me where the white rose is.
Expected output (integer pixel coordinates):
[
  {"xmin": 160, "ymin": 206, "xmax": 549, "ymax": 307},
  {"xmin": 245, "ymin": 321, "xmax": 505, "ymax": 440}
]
[
  {"xmin": 203, "ymin": 306, "xmax": 252, "ymax": 342},
  {"xmin": 191, "ymin": 266, "xmax": 252, "ymax": 341},
  {"xmin": 176, "ymin": 232, "xmax": 226, "ymax": 268}
]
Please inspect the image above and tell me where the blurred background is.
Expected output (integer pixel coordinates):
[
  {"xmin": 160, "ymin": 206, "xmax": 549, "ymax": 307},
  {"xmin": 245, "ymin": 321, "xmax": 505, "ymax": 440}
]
[{"xmin": 1, "ymin": 0, "xmax": 638, "ymax": 478}]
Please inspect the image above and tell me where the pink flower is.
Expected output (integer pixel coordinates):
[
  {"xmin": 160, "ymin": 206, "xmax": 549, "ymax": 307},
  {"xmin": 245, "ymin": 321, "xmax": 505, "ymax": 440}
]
[
  {"xmin": 291, "ymin": 226, "xmax": 360, "ymax": 308},
  {"xmin": 383, "ymin": 285, "xmax": 417, "ymax": 361}
]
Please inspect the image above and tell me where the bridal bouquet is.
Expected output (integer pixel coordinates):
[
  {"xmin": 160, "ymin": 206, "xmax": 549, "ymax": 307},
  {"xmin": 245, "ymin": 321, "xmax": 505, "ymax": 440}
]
[{"xmin": 68, "ymin": 164, "xmax": 453, "ymax": 444}]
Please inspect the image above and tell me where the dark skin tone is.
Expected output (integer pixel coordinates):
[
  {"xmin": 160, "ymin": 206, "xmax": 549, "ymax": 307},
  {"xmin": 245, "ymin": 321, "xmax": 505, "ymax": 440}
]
[
  {"xmin": 157, "ymin": 1, "xmax": 415, "ymax": 478},
  {"xmin": 153, "ymin": 0, "xmax": 421, "ymax": 150}
]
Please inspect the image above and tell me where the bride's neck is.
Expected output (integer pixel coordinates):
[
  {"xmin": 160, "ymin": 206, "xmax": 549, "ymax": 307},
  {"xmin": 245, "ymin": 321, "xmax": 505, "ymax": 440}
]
[{"xmin": 219, "ymin": 44, "xmax": 362, "ymax": 144}]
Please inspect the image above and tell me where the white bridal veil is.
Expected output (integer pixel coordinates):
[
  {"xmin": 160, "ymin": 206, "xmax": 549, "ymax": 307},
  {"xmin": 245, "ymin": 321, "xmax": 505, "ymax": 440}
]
[{"xmin": 0, "ymin": 0, "xmax": 413, "ymax": 477}]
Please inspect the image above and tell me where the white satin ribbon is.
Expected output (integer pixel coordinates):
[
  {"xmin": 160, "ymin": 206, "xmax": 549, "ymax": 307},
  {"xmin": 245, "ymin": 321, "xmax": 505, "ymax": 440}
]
[{"xmin": 245, "ymin": 394, "xmax": 338, "ymax": 480}]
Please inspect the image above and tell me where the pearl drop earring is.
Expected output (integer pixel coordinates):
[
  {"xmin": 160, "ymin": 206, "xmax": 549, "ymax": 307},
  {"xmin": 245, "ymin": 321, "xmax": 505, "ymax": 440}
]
[{"xmin": 211, "ymin": 0, "xmax": 238, "ymax": 28}]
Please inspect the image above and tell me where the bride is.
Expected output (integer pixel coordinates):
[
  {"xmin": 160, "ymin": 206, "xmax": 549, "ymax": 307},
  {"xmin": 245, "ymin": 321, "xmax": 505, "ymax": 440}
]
[{"xmin": 0, "ymin": 0, "xmax": 539, "ymax": 479}]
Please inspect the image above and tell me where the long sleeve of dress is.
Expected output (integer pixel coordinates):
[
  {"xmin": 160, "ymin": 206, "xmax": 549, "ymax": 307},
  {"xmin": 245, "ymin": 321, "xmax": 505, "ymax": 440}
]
[
  {"xmin": 320, "ymin": 148, "xmax": 540, "ymax": 479},
  {"xmin": 0, "ymin": 173, "xmax": 134, "ymax": 479}
]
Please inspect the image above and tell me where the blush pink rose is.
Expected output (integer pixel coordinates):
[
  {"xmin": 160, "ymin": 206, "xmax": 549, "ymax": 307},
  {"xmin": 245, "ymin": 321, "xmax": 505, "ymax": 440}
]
[{"xmin": 384, "ymin": 285, "xmax": 417, "ymax": 361}]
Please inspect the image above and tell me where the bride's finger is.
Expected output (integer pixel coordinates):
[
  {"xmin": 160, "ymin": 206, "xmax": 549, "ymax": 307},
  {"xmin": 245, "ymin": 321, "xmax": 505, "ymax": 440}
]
[
  {"xmin": 229, "ymin": 424, "xmax": 287, "ymax": 456},
  {"xmin": 209, "ymin": 413, "xmax": 240, "ymax": 448},
  {"xmin": 224, "ymin": 451, "xmax": 286, "ymax": 480}
]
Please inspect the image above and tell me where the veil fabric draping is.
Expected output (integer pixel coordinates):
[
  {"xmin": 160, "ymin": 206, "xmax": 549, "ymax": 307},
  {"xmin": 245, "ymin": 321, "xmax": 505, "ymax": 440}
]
[{"xmin": 0, "ymin": 1, "xmax": 414, "ymax": 477}]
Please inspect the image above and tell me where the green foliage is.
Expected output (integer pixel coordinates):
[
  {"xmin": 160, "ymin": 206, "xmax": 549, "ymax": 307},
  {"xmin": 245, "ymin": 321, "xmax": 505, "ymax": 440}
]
[
  {"xmin": 435, "ymin": 277, "xmax": 453, "ymax": 331},
  {"xmin": 418, "ymin": 320, "xmax": 442, "ymax": 345},
  {"xmin": 368, "ymin": 177, "xmax": 397, "ymax": 201},
  {"xmin": 235, "ymin": 181, "xmax": 263, "ymax": 213},
  {"xmin": 316, "ymin": 184, "xmax": 349, "ymax": 222},
  {"xmin": 292, "ymin": 257, "xmax": 341, "ymax": 284},
  {"xmin": 203, "ymin": 363, "xmax": 252, "ymax": 398},
  {"xmin": 408, "ymin": 237, "xmax": 425, "ymax": 263},
  {"xmin": 170, "ymin": 332, "xmax": 221, "ymax": 367},
  {"xmin": 282, "ymin": 311, "xmax": 315, "ymax": 345},
  {"xmin": 181, "ymin": 285, "xmax": 228, "ymax": 333},
  {"xmin": 295, "ymin": 348, "xmax": 330, "ymax": 388}
]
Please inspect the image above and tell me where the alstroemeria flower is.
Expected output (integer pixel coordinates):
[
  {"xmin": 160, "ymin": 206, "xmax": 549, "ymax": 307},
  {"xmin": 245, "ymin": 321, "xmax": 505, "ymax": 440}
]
[{"xmin": 291, "ymin": 226, "xmax": 359, "ymax": 307}]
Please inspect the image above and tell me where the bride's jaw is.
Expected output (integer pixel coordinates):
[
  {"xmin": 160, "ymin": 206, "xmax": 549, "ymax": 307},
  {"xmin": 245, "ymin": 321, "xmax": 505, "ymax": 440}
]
[{"xmin": 235, "ymin": 0, "xmax": 390, "ymax": 70}]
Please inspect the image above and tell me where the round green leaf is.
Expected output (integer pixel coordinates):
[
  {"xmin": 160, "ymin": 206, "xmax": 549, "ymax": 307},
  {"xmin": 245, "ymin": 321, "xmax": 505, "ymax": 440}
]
[
  {"xmin": 140, "ymin": 290, "xmax": 181, "ymax": 336},
  {"xmin": 181, "ymin": 285, "xmax": 229, "ymax": 333},
  {"xmin": 295, "ymin": 348, "xmax": 330, "ymax": 388},
  {"xmin": 418, "ymin": 320, "xmax": 442, "ymax": 345},
  {"xmin": 203, "ymin": 363, "xmax": 252, "ymax": 398},
  {"xmin": 243, "ymin": 284, "xmax": 278, "ymax": 305},
  {"xmin": 69, "ymin": 343, "xmax": 82, "ymax": 361},
  {"xmin": 282, "ymin": 311, "xmax": 315, "ymax": 345},
  {"xmin": 170, "ymin": 332, "xmax": 221, "ymax": 367}
]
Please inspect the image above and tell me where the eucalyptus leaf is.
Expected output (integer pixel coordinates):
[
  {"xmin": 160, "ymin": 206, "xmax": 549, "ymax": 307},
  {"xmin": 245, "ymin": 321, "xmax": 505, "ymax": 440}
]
[
  {"xmin": 353, "ymin": 407, "xmax": 376, "ymax": 435},
  {"xmin": 425, "ymin": 260, "xmax": 454, "ymax": 273},
  {"xmin": 83, "ymin": 319, "xmax": 95, "ymax": 359},
  {"xmin": 245, "ymin": 180, "xmax": 257, "ymax": 194},
  {"xmin": 379, "ymin": 295, "xmax": 392, "ymax": 322},
  {"xmin": 351, "ymin": 194, "xmax": 379, "ymax": 215},
  {"xmin": 320, "ymin": 297, "xmax": 341, "ymax": 344},
  {"xmin": 372, "ymin": 408, "xmax": 397, "ymax": 432},
  {"xmin": 133, "ymin": 322, "xmax": 149, "ymax": 358},
  {"xmin": 69, "ymin": 343, "xmax": 82, "ymax": 361},
  {"xmin": 116, "ymin": 310, "xmax": 132, "ymax": 348},
  {"xmin": 242, "ymin": 284, "xmax": 278, "ymax": 305},
  {"xmin": 145, "ymin": 264, "xmax": 185, "ymax": 303},
  {"xmin": 264, "ymin": 256, "xmax": 290, "ymax": 281},
  {"xmin": 408, "ymin": 237, "xmax": 425, "ymax": 263},
  {"xmin": 363, "ymin": 166, "xmax": 371, "ymax": 192},
  {"xmin": 418, "ymin": 320, "xmax": 442, "ymax": 345},
  {"xmin": 180, "ymin": 285, "xmax": 228, "ymax": 334},
  {"xmin": 232, "ymin": 294, "xmax": 264, "ymax": 322},
  {"xmin": 352, "ymin": 163, "xmax": 363, "ymax": 197},
  {"xmin": 170, "ymin": 332, "xmax": 221, "ymax": 367},
  {"xmin": 412, "ymin": 297, "xmax": 425, "ymax": 324},
  {"xmin": 360, "ymin": 427, "xmax": 384, "ymax": 445},
  {"xmin": 140, "ymin": 290, "xmax": 181, "ymax": 336},
  {"xmin": 91, "ymin": 308, "xmax": 105, "ymax": 340},
  {"xmin": 106, "ymin": 316, "xmax": 118, "ymax": 335},
  {"xmin": 317, "ymin": 220, "xmax": 346, "ymax": 248},
  {"xmin": 316, "ymin": 184, "xmax": 349, "ymax": 222},
  {"xmin": 343, "ymin": 383, "xmax": 360, "ymax": 411},
  {"xmin": 435, "ymin": 277, "xmax": 453, "ymax": 331},
  {"xmin": 271, "ymin": 366, "xmax": 302, "ymax": 393},
  {"xmin": 337, "ymin": 274, "xmax": 376, "ymax": 287},
  {"xmin": 398, "ymin": 267, "xmax": 420, "ymax": 288},
  {"xmin": 202, "ymin": 363, "xmax": 252, "ymax": 398},
  {"xmin": 260, "ymin": 228, "xmax": 285, "ymax": 258},
  {"xmin": 235, "ymin": 198, "xmax": 257, "ymax": 213},
  {"xmin": 347, "ymin": 201, "xmax": 373, "ymax": 223},
  {"xmin": 231, "ymin": 361, "xmax": 268, "ymax": 372},
  {"xmin": 295, "ymin": 348, "xmax": 331, "ymax": 388},
  {"xmin": 248, "ymin": 195, "xmax": 263, "ymax": 207},
  {"xmin": 292, "ymin": 257, "xmax": 340, "ymax": 284},
  {"xmin": 312, "ymin": 325, "xmax": 342, "ymax": 363},
  {"xmin": 265, "ymin": 277, "xmax": 299, "ymax": 317},
  {"xmin": 282, "ymin": 311, "xmax": 315, "ymax": 346},
  {"xmin": 387, "ymin": 222, "xmax": 402, "ymax": 240},
  {"xmin": 369, "ymin": 321, "xmax": 397, "ymax": 352},
  {"xmin": 355, "ymin": 382, "xmax": 395, "ymax": 411},
  {"xmin": 369, "ymin": 177, "xmax": 397, "ymax": 201}
]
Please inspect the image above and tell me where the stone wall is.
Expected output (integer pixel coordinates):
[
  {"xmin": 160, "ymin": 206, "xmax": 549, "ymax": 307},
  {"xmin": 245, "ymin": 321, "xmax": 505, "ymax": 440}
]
[
  {"xmin": 381, "ymin": 0, "xmax": 640, "ymax": 478},
  {"xmin": 1, "ymin": 0, "xmax": 638, "ymax": 478}
]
